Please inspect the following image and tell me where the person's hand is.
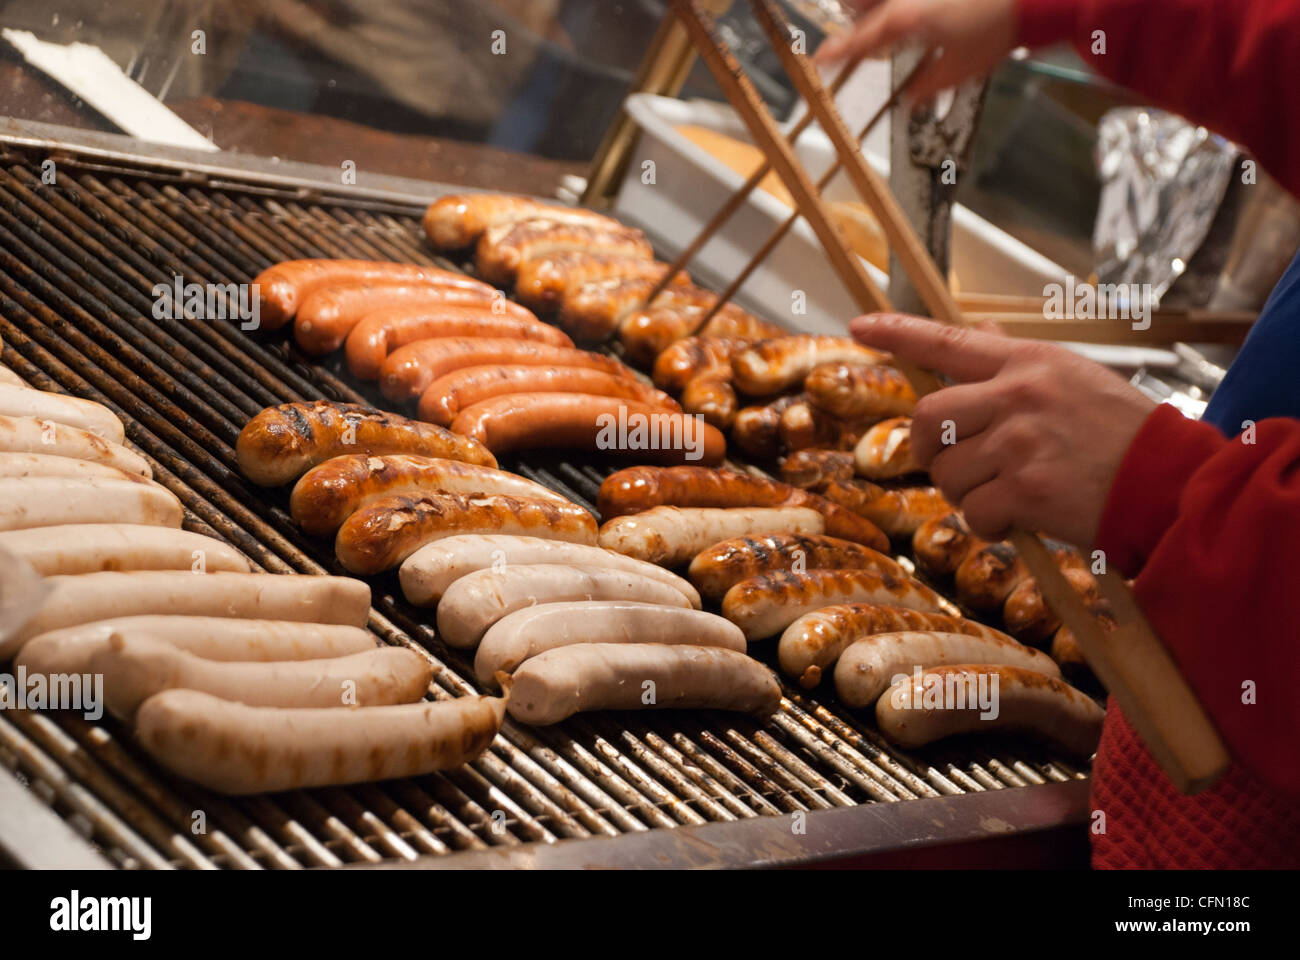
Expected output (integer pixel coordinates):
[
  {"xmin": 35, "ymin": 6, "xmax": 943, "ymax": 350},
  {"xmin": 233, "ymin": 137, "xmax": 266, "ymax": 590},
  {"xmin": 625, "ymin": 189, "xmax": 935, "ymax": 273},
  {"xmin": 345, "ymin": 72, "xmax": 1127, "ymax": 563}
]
[
  {"xmin": 850, "ymin": 314, "xmax": 1158, "ymax": 547},
  {"xmin": 815, "ymin": 0, "xmax": 1020, "ymax": 102}
]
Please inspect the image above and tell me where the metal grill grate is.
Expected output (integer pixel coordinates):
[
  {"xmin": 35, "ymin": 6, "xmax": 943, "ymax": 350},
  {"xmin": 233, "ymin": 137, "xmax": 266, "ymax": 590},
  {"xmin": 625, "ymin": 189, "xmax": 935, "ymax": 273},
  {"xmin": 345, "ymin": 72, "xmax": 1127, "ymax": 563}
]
[{"xmin": 0, "ymin": 141, "xmax": 1087, "ymax": 869}]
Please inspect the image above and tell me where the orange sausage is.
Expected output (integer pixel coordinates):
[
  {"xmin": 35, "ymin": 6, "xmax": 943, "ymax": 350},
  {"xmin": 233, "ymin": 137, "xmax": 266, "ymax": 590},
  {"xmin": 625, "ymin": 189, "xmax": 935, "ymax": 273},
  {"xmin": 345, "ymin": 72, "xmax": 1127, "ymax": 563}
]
[{"xmin": 294, "ymin": 282, "xmax": 503, "ymax": 355}]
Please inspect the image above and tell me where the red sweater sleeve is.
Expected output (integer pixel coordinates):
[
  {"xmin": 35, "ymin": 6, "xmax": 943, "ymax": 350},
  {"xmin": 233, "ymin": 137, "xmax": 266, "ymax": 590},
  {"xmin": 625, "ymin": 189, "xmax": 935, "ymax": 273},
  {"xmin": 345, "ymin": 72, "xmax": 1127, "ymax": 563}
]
[
  {"xmin": 1096, "ymin": 403, "xmax": 1300, "ymax": 797},
  {"xmin": 1016, "ymin": 0, "xmax": 1300, "ymax": 199}
]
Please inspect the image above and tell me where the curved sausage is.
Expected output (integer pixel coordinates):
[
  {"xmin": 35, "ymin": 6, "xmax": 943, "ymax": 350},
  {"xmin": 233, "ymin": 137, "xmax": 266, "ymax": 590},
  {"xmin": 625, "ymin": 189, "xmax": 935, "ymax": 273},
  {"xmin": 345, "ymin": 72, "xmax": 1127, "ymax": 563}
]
[
  {"xmin": 853, "ymin": 416, "xmax": 918, "ymax": 480},
  {"xmin": 507, "ymin": 643, "xmax": 781, "ymax": 725},
  {"xmin": 236, "ymin": 400, "xmax": 496, "ymax": 487},
  {"xmin": 0, "ymin": 451, "xmax": 145, "ymax": 484},
  {"xmin": 0, "ymin": 414, "xmax": 151, "ymax": 478},
  {"xmin": 380, "ymin": 338, "xmax": 633, "ymax": 402},
  {"xmin": 777, "ymin": 603, "xmax": 1014, "ymax": 688},
  {"xmin": 0, "ymin": 384, "xmax": 125, "ymax": 443},
  {"xmin": 953, "ymin": 542, "xmax": 1029, "ymax": 614},
  {"xmin": 0, "ymin": 476, "xmax": 183, "ymax": 532},
  {"xmin": 437, "ymin": 563, "xmax": 692, "ymax": 648},
  {"xmin": 912, "ymin": 511, "xmax": 982, "ymax": 579},
  {"xmin": 821, "ymin": 481, "xmax": 951, "ymax": 539},
  {"xmin": 515, "ymin": 252, "xmax": 682, "ymax": 312},
  {"xmin": 599, "ymin": 505, "xmax": 824, "ymax": 568},
  {"xmin": 423, "ymin": 192, "xmax": 621, "ymax": 249},
  {"xmin": 777, "ymin": 400, "xmax": 871, "ymax": 452},
  {"xmin": 473, "ymin": 601, "xmax": 745, "ymax": 688},
  {"xmin": 688, "ymin": 532, "xmax": 905, "ymax": 601},
  {"xmin": 94, "ymin": 634, "xmax": 432, "ymax": 720},
  {"xmin": 805, "ymin": 363, "xmax": 917, "ymax": 419},
  {"xmin": 398, "ymin": 534, "xmax": 700, "ymax": 608},
  {"xmin": 418, "ymin": 364, "xmax": 678, "ymax": 426},
  {"xmin": 833, "ymin": 630, "xmax": 1061, "ymax": 708},
  {"xmin": 778, "ymin": 448, "xmax": 855, "ymax": 489},
  {"xmin": 680, "ymin": 374, "xmax": 739, "ymax": 429},
  {"xmin": 253, "ymin": 259, "xmax": 491, "ymax": 330},
  {"xmin": 698, "ymin": 311, "xmax": 784, "ymax": 341},
  {"xmin": 651, "ymin": 336, "xmax": 755, "ymax": 393},
  {"xmin": 875, "ymin": 664, "xmax": 1104, "ymax": 756},
  {"xmin": 136, "ymin": 689, "xmax": 506, "ymax": 794},
  {"xmin": 0, "ymin": 524, "xmax": 249, "ymax": 576},
  {"xmin": 731, "ymin": 394, "xmax": 805, "ymax": 461},
  {"xmin": 335, "ymin": 492, "xmax": 597, "ymax": 575},
  {"xmin": 1002, "ymin": 567, "xmax": 1102, "ymax": 645},
  {"xmin": 289, "ymin": 454, "xmax": 570, "ymax": 536},
  {"xmin": 451, "ymin": 393, "xmax": 726, "ymax": 465},
  {"xmin": 475, "ymin": 219, "xmax": 652, "ymax": 286},
  {"xmin": 616, "ymin": 300, "xmax": 754, "ymax": 368},
  {"xmin": 344, "ymin": 302, "xmax": 564, "ymax": 379},
  {"xmin": 722, "ymin": 569, "xmax": 950, "ymax": 642},
  {"xmin": 731, "ymin": 336, "xmax": 888, "ymax": 395},
  {"xmin": 559, "ymin": 276, "xmax": 665, "ymax": 342}
]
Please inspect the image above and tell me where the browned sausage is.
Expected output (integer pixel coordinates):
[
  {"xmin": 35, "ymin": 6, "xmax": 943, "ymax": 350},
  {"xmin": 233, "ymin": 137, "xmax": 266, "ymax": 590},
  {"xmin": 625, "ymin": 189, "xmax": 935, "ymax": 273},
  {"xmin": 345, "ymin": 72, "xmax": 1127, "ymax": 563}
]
[
  {"xmin": 730, "ymin": 394, "xmax": 805, "ymax": 461},
  {"xmin": 344, "ymin": 302, "xmax": 568, "ymax": 379},
  {"xmin": 778, "ymin": 448, "xmax": 855, "ymax": 489},
  {"xmin": 451, "ymin": 394, "xmax": 726, "ymax": 465},
  {"xmin": 680, "ymin": 374, "xmax": 739, "ymax": 429},
  {"xmin": 854, "ymin": 416, "xmax": 918, "ymax": 480},
  {"xmin": 616, "ymin": 296, "xmax": 768, "ymax": 368},
  {"xmin": 236, "ymin": 401, "xmax": 496, "ymax": 487},
  {"xmin": 559, "ymin": 276, "xmax": 662, "ymax": 342},
  {"xmin": 805, "ymin": 362, "xmax": 917, "ymax": 419},
  {"xmin": 821, "ymin": 481, "xmax": 951, "ymax": 539},
  {"xmin": 1003, "ymin": 567, "xmax": 1102, "ymax": 645},
  {"xmin": 476, "ymin": 220, "xmax": 652, "ymax": 286},
  {"xmin": 777, "ymin": 400, "xmax": 873, "ymax": 452},
  {"xmin": 335, "ymin": 492, "xmax": 598, "ymax": 574},
  {"xmin": 515, "ymin": 253, "xmax": 684, "ymax": 312},
  {"xmin": 954, "ymin": 542, "xmax": 1029, "ymax": 614},
  {"xmin": 253, "ymin": 259, "xmax": 491, "ymax": 330},
  {"xmin": 652, "ymin": 336, "xmax": 755, "ymax": 393},
  {"xmin": 698, "ymin": 311, "xmax": 784, "ymax": 340},
  {"xmin": 418, "ymin": 364, "xmax": 678, "ymax": 426},
  {"xmin": 688, "ymin": 532, "xmax": 905, "ymax": 601},
  {"xmin": 380, "ymin": 337, "xmax": 634, "ymax": 402},
  {"xmin": 912, "ymin": 511, "xmax": 982, "ymax": 579},
  {"xmin": 423, "ymin": 193, "xmax": 621, "ymax": 249},
  {"xmin": 732, "ymin": 336, "xmax": 889, "ymax": 395}
]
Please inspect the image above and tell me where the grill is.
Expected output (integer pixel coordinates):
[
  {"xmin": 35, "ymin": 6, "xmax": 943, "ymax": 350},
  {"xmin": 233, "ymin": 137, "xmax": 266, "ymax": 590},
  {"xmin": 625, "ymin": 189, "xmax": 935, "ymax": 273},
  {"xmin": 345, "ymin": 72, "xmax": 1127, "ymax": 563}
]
[{"xmin": 0, "ymin": 123, "xmax": 1090, "ymax": 870}]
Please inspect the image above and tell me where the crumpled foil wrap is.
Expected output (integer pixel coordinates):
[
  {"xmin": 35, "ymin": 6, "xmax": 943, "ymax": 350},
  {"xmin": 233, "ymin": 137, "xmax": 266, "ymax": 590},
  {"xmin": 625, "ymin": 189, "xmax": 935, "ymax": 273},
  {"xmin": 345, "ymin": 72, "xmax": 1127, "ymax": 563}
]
[{"xmin": 1093, "ymin": 108, "xmax": 1238, "ymax": 302}]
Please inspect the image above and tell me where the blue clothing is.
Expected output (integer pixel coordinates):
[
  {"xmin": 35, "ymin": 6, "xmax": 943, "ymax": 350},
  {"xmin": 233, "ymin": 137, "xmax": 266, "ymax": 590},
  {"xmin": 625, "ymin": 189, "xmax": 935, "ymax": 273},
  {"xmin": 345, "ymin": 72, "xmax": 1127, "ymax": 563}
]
[{"xmin": 1202, "ymin": 247, "xmax": 1300, "ymax": 435}]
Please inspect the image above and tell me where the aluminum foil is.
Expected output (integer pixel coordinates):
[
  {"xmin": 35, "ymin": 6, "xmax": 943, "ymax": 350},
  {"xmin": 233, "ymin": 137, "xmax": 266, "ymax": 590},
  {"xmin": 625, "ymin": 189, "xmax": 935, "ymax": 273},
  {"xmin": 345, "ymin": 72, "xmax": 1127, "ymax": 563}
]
[{"xmin": 1093, "ymin": 108, "xmax": 1239, "ymax": 301}]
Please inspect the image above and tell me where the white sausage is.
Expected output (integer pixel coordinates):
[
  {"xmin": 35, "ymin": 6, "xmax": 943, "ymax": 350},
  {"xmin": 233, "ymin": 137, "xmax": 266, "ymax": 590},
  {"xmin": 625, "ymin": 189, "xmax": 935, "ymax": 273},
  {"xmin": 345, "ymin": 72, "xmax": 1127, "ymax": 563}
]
[
  {"xmin": 0, "ymin": 477, "xmax": 182, "ymax": 532},
  {"xmin": 0, "ymin": 365, "xmax": 25, "ymax": 388},
  {"xmin": 473, "ymin": 600, "xmax": 745, "ymax": 688},
  {"xmin": 0, "ymin": 451, "xmax": 145, "ymax": 483},
  {"xmin": 93, "ymin": 633, "xmax": 432, "ymax": 720},
  {"xmin": 507, "ymin": 643, "xmax": 781, "ymax": 725},
  {"xmin": 398, "ymin": 533, "xmax": 700, "ymax": 607},
  {"xmin": 0, "ymin": 384, "xmax": 125, "ymax": 443},
  {"xmin": 436, "ymin": 563, "xmax": 692, "ymax": 649},
  {"xmin": 0, "ymin": 524, "xmax": 249, "ymax": 576},
  {"xmin": 598, "ymin": 505, "xmax": 824, "ymax": 567},
  {"xmin": 15, "ymin": 617, "xmax": 379, "ymax": 677},
  {"xmin": 0, "ymin": 414, "xmax": 150, "ymax": 477},
  {"xmin": 4, "ymin": 571, "xmax": 371, "ymax": 656},
  {"xmin": 832, "ymin": 631, "xmax": 1061, "ymax": 708},
  {"xmin": 136, "ymin": 689, "xmax": 506, "ymax": 794},
  {"xmin": 875, "ymin": 664, "xmax": 1105, "ymax": 756}
]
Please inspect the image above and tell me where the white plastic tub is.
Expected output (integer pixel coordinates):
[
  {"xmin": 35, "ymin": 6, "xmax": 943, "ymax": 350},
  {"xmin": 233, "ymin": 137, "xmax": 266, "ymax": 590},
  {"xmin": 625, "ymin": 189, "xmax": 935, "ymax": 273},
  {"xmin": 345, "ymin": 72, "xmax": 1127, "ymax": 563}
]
[{"xmin": 615, "ymin": 92, "xmax": 1069, "ymax": 335}]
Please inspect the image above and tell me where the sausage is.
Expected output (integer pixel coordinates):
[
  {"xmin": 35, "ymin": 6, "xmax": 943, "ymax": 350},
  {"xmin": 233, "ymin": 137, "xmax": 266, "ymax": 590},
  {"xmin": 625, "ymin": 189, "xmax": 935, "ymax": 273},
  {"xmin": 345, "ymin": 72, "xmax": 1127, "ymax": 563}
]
[
  {"xmin": 344, "ymin": 302, "xmax": 566, "ymax": 379},
  {"xmin": 722, "ymin": 569, "xmax": 951, "ymax": 642},
  {"xmin": 778, "ymin": 449, "xmax": 855, "ymax": 489},
  {"xmin": 436, "ymin": 563, "xmax": 693, "ymax": 648},
  {"xmin": 236, "ymin": 400, "xmax": 496, "ymax": 487},
  {"xmin": 0, "ymin": 524, "xmax": 249, "ymax": 576},
  {"xmin": 473, "ymin": 601, "xmax": 746, "ymax": 688},
  {"xmin": 0, "ymin": 476, "xmax": 183, "ymax": 532},
  {"xmin": 380, "ymin": 338, "xmax": 633, "ymax": 402},
  {"xmin": 911, "ymin": 512, "xmax": 981, "ymax": 579},
  {"xmin": 0, "ymin": 414, "xmax": 151, "ymax": 478},
  {"xmin": 853, "ymin": 416, "xmax": 918, "ymax": 480},
  {"xmin": 1050, "ymin": 614, "xmax": 1114, "ymax": 683},
  {"xmin": 559, "ymin": 277, "xmax": 686, "ymax": 343},
  {"xmin": 1002, "ymin": 567, "xmax": 1102, "ymax": 645},
  {"xmin": 0, "ymin": 451, "xmax": 146, "ymax": 484},
  {"xmin": 136, "ymin": 689, "xmax": 506, "ymax": 794},
  {"xmin": 617, "ymin": 300, "xmax": 755, "ymax": 368},
  {"xmin": 681, "ymin": 375, "xmax": 739, "ymax": 429},
  {"xmin": 805, "ymin": 363, "xmax": 917, "ymax": 419},
  {"xmin": 398, "ymin": 534, "xmax": 701, "ymax": 608},
  {"xmin": 731, "ymin": 336, "xmax": 889, "ymax": 395},
  {"xmin": 4, "ymin": 572, "xmax": 371, "ymax": 656},
  {"xmin": 833, "ymin": 630, "xmax": 1061, "ymax": 708},
  {"xmin": 16, "ymin": 617, "xmax": 378, "ymax": 677},
  {"xmin": 475, "ymin": 219, "xmax": 652, "ymax": 286},
  {"xmin": 0, "ymin": 364, "xmax": 25, "ymax": 388},
  {"xmin": 688, "ymin": 532, "xmax": 906, "ymax": 601},
  {"xmin": 0, "ymin": 384, "xmax": 125, "ymax": 443},
  {"xmin": 698, "ymin": 311, "xmax": 784, "ymax": 341},
  {"xmin": 731, "ymin": 394, "xmax": 805, "ymax": 461},
  {"xmin": 953, "ymin": 542, "xmax": 1029, "ymax": 614},
  {"xmin": 506, "ymin": 643, "xmax": 781, "ymax": 725},
  {"xmin": 422, "ymin": 193, "xmax": 621, "ymax": 249},
  {"xmin": 777, "ymin": 603, "xmax": 1016, "ymax": 688},
  {"xmin": 289, "ymin": 454, "xmax": 571, "ymax": 536},
  {"xmin": 821, "ymin": 481, "xmax": 951, "ymax": 538},
  {"xmin": 93, "ymin": 634, "xmax": 432, "ymax": 721},
  {"xmin": 418, "ymin": 364, "xmax": 678, "ymax": 426},
  {"xmin": 451, "ymin": 394, "xmax": 726, "ymax": 466},
  {"xmin": 515, "ymin": 252, "xmax": 682, "ymax": 312},
  {"xmin": 335, "ymin": 492, "xmax": 597, "ymax": 575},
  {"xmin": 652, "ymin": 336, "xmax": 755, "ymax": 393},
  {"xmin": 875, "ymin": 664, "xmax": 1105, "ymax": 757},
  {"xmin": 294, "ymin": 282, "xmax": 504, "ymax": 356},
  {"xmin": 777, "ymin": 400, "xmax": 872, "ymax": 452},
  {"xmin": 598, "ymin": 505, "xmax": 824, "ymax": 568},
  {"xmin": 252, "ymin": 259, "xmax": 492, "ymax": 330}
]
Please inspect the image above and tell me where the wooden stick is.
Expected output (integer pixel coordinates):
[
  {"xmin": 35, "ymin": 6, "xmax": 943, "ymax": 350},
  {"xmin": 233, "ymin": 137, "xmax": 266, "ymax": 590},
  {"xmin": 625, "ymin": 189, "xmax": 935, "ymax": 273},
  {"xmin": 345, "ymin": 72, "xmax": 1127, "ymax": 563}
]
[
  {"xmin": 971, "ymin": 311, "xmax": 1255, "ymax": 345},
  {"xmin": 747, "ymin": 0, "xmax": 1229, "ymax": 794}
]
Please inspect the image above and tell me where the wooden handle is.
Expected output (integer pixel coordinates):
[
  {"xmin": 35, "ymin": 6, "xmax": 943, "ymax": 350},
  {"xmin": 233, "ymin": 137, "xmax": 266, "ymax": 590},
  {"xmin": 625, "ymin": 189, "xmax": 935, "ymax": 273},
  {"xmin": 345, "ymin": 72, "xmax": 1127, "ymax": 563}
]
[{"xmin": 743, "ymin": 0, "xmax": 1229, "ymax": 793}]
